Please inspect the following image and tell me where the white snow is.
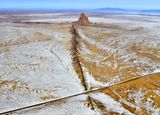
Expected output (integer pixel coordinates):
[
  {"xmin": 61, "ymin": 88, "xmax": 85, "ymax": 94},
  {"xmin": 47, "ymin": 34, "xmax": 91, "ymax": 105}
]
[
  {"xmin": 0, "ymin": 12, "xmax": 159, "ymax": 114},
  {"xmin": 90, "ymin": 93, "xmax": 133, "ymax": 115}
]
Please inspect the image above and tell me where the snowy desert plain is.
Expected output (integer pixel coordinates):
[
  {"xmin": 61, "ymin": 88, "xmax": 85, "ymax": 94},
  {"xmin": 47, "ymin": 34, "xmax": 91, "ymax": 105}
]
[{"xmin": 0, "ymin": 11, "xmax": 160, "ymax": 115}]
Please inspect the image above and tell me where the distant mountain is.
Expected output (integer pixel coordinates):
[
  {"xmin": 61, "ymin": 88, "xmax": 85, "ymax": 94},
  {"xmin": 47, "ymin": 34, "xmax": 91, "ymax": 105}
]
[
  {"xmin": 141, "ymin": 9, "xmax": 160, "ymax": 13},
  {"xmin": 96, "ymin": 8, "xmax": 160, "ymax": 14},
  {"xmin": 97, "ymin": 8, "xmax": 127, "ymax": 11},
  {"xmin": 96, "ymin": 8, "xmax": 138, "ymax": 13}
]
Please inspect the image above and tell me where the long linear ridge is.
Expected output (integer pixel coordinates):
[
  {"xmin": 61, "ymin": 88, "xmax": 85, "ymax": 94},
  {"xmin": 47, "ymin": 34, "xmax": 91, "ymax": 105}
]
[
  {"xmin": 1, "ymin": 72, "xmax": 159, "ymax": 114},
  {"xmin": 70, "ymin": 24, "xmax": 95, "ymax": 109}
]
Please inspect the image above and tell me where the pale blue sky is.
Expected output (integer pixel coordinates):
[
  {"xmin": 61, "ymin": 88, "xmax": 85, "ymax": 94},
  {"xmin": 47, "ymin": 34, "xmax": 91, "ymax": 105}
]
[{"xmin": 0, "ymin": 0, "xmax": 160, "ymax": 10}]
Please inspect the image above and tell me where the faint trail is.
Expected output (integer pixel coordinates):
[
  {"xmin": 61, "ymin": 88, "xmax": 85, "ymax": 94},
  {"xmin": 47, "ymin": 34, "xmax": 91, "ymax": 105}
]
[
  {"xmin": 49, "ymin": 44, "xmax": 79, "ymax": 83},
  {"xmin": 1, "ymin": 72, "xmax": 159, "ymax": 114},
  {"xmin": 49, "ymin": 45, "xmax": 69, "ymax": 71}
]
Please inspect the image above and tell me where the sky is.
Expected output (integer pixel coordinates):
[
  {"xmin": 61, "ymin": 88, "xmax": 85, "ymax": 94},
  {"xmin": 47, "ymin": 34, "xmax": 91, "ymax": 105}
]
[{"xmin": 0, "ymin": 0, "xmax": 160, "ymax": 10}]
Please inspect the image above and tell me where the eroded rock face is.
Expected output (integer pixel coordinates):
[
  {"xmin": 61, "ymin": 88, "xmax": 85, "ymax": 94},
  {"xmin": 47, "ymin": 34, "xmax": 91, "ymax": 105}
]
[{"xmin": 77, "ymin": 13, "xmax": 90, "ymax": 25}]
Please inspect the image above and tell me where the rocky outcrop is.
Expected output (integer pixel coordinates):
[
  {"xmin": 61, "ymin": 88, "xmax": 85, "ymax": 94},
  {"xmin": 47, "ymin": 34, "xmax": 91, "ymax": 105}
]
[{"xmin": 76, "ymin": 13, "xmax": 90, "ymax": 25}]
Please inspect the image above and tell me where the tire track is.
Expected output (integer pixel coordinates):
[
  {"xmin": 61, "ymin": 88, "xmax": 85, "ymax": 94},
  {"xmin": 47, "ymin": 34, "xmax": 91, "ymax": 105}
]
[{"xmin": 49, "ymin": 45, "xmax": 69, "ymax": 71}]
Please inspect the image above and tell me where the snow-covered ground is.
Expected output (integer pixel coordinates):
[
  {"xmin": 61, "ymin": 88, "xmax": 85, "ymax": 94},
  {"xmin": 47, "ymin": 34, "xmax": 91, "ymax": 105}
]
[
  {"xmin": 0, "ymin": 22, "xmax": 87, "ymax": 113},
  {"xmin": 0, "ymin": 12, "xmax": 159, "ymax": 114}
]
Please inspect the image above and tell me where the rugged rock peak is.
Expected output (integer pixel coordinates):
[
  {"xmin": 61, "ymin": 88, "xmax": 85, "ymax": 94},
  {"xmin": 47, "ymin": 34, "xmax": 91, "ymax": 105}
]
[{"xmin": 77, "ymin": 13, "xmax": 90, "ymax": 25}]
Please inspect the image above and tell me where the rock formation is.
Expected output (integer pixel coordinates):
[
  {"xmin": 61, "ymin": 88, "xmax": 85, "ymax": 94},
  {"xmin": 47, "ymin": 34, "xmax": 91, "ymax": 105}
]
[{"xmin": 76, "ymin": 13, "xmax": 90, "ymax": 25}]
